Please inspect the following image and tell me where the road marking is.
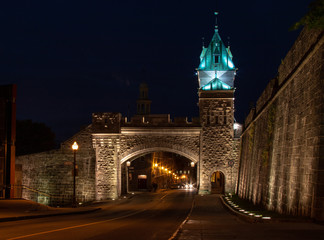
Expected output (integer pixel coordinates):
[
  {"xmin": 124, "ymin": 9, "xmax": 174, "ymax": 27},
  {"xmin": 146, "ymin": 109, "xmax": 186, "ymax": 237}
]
[
  {"xmin": 160, "ymin": 193, "xmax": 168, "ymax": 200},
  {"xmin": 168, "ymin": 197, "xmax": 196, "ymax": 240},
  {"xmin": 7, "ymin": 208, "xmax": 147, "ymax": 240}
]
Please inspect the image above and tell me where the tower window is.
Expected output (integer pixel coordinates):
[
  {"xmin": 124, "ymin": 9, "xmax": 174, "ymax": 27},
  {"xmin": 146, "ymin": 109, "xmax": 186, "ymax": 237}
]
[{"xmin": 214, "ymin": 55, "xmax": 219, "ymax": 64}]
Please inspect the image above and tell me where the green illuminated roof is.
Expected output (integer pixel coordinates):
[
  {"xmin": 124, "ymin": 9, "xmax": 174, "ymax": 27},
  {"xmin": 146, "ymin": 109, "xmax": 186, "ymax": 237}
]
[
  {"xmin": 201, "ymin": 78, "xmax": 232, "ymax": 90},
  {"xmin": 197, "ymin": 27, "xmax": 236, "ymax": 90},
  {"xmin": 198, "ymin": 30, "xmax": 235, "ymax": 71}
]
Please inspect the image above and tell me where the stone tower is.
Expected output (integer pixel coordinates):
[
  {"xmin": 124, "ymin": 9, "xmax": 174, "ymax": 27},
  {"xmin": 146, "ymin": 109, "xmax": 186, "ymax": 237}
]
[
  {"xmin": 136, "ymin": 82, "xmax": 151, "ymax": 115},
  {"xmin": 197, "ymin": 16, "xmax": 237, "ymax": 194}
]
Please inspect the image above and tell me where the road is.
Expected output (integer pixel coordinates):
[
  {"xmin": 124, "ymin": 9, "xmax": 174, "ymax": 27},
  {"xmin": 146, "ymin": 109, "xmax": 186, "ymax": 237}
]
[
  {"xmin": 2, "ymin": 190, "xmax": 324, "ymax": 240},
  {"xmin": 0, "ymin": 190, "xmax": 195, "ymax": 240}
]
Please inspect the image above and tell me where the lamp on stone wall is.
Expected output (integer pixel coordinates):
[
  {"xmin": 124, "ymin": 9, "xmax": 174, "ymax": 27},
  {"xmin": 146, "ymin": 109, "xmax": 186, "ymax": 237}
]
[
  {"xmin": 126, "ymin": 161, "xmax": 131, "ymax": 193},
  {"xmin": 190, "ymin": 162, "xmax": 195, "ymax": 186},
  {"xmin": 72, "ymin": 141, "xmax": 78, "ymax": 207}
]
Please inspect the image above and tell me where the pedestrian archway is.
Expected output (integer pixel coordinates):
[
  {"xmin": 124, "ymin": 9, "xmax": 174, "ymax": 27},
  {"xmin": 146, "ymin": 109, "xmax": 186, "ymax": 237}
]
[{"xmin": 211, "ymin": 171, "xmax": 225, "ymax": 194}]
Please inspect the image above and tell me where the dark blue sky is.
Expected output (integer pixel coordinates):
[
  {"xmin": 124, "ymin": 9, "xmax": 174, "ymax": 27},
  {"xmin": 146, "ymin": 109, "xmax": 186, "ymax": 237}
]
[{"xmin": 1, "ymin": 0, "xmax": 312, "ymax": 142}]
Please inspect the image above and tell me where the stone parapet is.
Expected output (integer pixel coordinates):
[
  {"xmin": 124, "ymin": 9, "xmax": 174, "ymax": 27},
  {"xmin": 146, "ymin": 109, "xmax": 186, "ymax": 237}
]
[{"xmin": 278, "ymin": 28, "xmax": 323, "ymax": 86}]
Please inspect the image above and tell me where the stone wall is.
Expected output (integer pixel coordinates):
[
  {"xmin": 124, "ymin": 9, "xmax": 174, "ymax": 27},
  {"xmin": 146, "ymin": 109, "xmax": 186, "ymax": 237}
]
[
  {"xmin": 16, "ymin": 125, "xmax": 96, "ymax": 206},
  {"xmin": 199, "ymin": 90, "xmax": 240, "ymax": 194},
  {"xmin": 237, "ymin": 28, "xmax": 324, "ymax": 220}
]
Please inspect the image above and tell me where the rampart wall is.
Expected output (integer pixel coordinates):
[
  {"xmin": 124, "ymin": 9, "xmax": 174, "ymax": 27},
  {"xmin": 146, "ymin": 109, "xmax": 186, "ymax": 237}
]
[
  {"xmin": 16, "ymin": 126, "xmax": 96, "ymax": 206},
  {"xmin": 237, "ymin": 28, "xmax": 324, "ymax": 220}
]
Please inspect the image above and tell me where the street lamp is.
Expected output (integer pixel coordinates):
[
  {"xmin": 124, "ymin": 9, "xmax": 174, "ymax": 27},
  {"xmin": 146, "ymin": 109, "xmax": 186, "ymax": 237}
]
[
  {"xmin": 72, "ymin": 141, "xmax": 78, "ymax": 207},
  {"xmin": 126, "ymin": 161, "xmax": 131, "ymax": 193},
  {"xmin": 190, "ymin": 162, "xmax": 195, "ymax": 186}
]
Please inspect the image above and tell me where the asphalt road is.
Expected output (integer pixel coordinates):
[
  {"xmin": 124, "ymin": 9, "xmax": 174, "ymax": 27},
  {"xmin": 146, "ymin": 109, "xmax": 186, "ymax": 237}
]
[{"xmin": 0, "ymin": 190, "xmax": 195, "ymax": 240}]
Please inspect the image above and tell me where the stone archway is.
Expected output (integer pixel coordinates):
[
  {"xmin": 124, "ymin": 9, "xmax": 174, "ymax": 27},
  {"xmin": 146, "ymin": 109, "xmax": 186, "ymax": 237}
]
[
  {"xmin": 211, "ymin": 171, "xmax": 225, "ymax": 194},
  {"xmin": 92, "ymin": 125, "xmax": 201, "ymax": 200},
  {"xmin": 119, "ymin": 147, "xmax": 199, "ymax": 195},
  {"xmin": 120, "ymin": 147, "xmax": 199, "ymax": 164}
]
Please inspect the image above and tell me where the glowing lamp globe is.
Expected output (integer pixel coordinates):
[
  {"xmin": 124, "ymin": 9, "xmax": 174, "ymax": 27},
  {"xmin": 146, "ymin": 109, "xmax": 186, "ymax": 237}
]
[{"xmin": 72, "ymin": 142, "xmax": 79, "ymax": 151}]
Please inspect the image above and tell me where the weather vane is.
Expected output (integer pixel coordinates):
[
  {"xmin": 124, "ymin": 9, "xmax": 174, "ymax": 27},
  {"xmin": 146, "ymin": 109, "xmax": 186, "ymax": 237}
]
[{"xmin": 214, "ymin": 12, "xmax": 218, "ymax": 32}]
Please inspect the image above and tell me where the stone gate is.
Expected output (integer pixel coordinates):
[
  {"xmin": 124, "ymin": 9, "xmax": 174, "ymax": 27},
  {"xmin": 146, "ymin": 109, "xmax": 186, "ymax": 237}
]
[
  {"xmin": 91, "ymin": 113, "xmax": 201, "ymax": 199},
  {"xmin": 16, "ymin": 21, "xmax": 241, "ymax": 205},
  {"xmin": 88, "ymin": 109, "xmax": 239, "ymax": 200}
]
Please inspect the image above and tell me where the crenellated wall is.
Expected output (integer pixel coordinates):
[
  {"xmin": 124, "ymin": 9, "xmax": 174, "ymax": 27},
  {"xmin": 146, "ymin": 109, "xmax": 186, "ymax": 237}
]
[{"xmin": 237, "ymin": 28, "xmax": 324, "ymax": 220}]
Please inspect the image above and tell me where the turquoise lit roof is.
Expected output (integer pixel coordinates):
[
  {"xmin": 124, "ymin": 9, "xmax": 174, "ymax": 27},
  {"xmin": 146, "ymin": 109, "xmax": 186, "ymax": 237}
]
[
  {"xmin": 198, "ymin": 30, "xmax": 235, "ymax": 71},
  {"xmin": 201, "ymin": 78, "xmax": 231, "ymax": 90},
  {"xmin": 197, "ymin": 26, "xmax": 236, "ymax": 90}
]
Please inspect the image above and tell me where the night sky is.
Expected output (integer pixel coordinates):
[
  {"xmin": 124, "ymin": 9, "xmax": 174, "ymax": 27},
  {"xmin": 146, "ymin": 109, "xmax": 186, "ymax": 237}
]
[{"xmin": 1, "ymin": 0, "xmax": 312, "ymax": 142}]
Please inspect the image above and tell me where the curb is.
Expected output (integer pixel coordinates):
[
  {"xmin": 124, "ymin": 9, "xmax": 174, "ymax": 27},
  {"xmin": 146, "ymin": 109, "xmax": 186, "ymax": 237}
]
[
  {"xmin": 220, "ymin": 196, "xmax": 261, "ymax": 223},
  {"xmin": 220, "ymin": 196, "xmax": 314, "ymax": 224},
  {"xmin": 0, "ymin": 207, "xmax": 101, "ymax": 223}
]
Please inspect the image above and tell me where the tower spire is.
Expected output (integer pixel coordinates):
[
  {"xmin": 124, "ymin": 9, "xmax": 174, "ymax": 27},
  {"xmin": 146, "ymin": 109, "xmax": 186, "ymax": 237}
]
[
  {"xmin": 197, "ymin": 12, "xmax": 236, "ymax": 90},
  {"xmin": 214, "ymin": 12, "xmax": 218, "ymax": 32}
]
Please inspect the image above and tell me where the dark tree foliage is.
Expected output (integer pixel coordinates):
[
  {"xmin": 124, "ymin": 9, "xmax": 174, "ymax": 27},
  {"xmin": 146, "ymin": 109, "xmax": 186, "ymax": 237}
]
[
  {"xmin": 16, "ymin": 120, "xmax": 57, "ymax": 156},
  {"xmin": 291, "ymin": 0, "xmax": 324, "ymax": 30}
]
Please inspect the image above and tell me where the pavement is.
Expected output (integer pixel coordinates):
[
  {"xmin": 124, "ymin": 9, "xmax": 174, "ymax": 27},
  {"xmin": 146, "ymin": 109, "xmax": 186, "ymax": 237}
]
[
  {"xmin": 173, "ymin": 194, "xmax": 324, "ymax": 240},
  {"xmin": 1, "ymin": 193, "xmax": 324, "ymax": 240},
  {"xmin": 0, "ymin": 199, "xmax": 101, "ymax": 222}
]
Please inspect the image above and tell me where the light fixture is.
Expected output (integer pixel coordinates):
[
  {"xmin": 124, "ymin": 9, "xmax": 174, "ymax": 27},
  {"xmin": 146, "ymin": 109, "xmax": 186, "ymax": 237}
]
[{"xmin": 72, "ymin": 141, "xmax": 79, "ymax": 151}]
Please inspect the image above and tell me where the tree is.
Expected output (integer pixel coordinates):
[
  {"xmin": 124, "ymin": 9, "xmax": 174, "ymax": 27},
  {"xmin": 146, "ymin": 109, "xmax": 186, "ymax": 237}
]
[
  {"xmin": 16, "ymin": 120, "xmax": 56, "ymax": 156},
  {"xmin": 290, "ymin": 0, "xmax": 324, "ymax": 30}
]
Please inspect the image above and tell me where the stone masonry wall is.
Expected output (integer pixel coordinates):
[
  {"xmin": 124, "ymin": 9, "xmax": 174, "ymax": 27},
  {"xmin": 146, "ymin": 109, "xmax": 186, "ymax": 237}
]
[
  {"xmin": 119, "ymin": 133, "xmax": 200, "ymax": 162},
  {"xmin": 16, "ymin": 125, "xmax": 96, "ymax": 206},
  {"xmin": 199, "ymin": 90, "xmax": 240, "ymax": 194},
  {"xmin": 92, "ymin": 135, "xmax": 120, "ymax": 200},
  {"xmin": 237, "ymin": 28, "xmax": 324, "ymax": 220}
]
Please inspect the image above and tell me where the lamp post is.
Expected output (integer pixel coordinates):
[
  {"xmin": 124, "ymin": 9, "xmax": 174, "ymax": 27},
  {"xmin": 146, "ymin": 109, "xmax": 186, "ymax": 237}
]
[
  {"xmin": 126, "ymin": 161, "xmax": 131, "ymax": 193},
  {"xmin": 72, "ymin": 141, "xmax": 78, "ymax": 207},
  {"xmin": 190, "ymin": 162, "xmax": 195, "ymax": 186}
]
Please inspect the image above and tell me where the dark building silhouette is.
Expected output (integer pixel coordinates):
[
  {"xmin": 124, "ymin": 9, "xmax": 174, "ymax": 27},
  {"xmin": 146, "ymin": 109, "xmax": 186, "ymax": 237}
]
[
  {"xmin": 0, "ymin": 84, "xmax": 16, "ymax": 198},
  {"xmin": 136, "ymin": 82, "xmax": 151, "ymax": 115}
]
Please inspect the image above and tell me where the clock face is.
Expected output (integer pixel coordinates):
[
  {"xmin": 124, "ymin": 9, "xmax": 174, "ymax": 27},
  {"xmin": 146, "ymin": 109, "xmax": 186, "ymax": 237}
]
[{"xmin": 228, "ymin": 160, "xmax": 234, "ymax": 167}]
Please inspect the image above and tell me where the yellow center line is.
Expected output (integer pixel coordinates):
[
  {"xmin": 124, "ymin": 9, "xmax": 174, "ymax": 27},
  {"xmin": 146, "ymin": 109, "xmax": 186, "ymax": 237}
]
[
  {"xmin": 7, "ymin": 208, "xmax": 147, "ymax": 240},
  {"xmin": 160, "ymin": 193, "xmax": 168, "ymax": 200}
]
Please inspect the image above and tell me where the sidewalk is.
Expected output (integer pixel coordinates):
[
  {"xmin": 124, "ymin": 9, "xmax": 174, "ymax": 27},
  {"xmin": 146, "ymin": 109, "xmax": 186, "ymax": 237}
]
[
  {"xmin": 174, "ymin": 194, "xmax": 324, "ymax": 240},
  {"xmin": 0, "ymin": 199, "xmax": 100, "ymax": 222}
]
